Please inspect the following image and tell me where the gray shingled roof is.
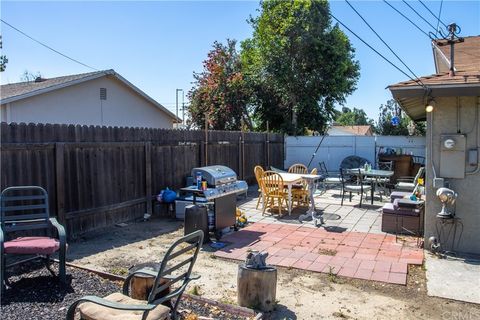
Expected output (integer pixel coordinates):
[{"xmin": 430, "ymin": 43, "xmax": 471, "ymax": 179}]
[
  {"xmin": 0, "ymin": 70, "xmax": 107, "ymax": 101},
  {"xmin": 0, "ymin": 69, "xmax": 180, "ymax": 121}
]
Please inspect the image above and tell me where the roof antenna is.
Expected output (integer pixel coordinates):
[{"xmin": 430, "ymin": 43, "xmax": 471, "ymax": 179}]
[{"xmin": 444, "ymin": 23, "xmax": 464, "ymax": 77}]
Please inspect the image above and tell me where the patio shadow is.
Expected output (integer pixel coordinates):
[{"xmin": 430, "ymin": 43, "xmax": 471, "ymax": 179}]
[
  {"xmin": 3, "ymin": 262, "xmax": 75, "ymax": 304},
  {"xmin": 323, "ymin": 226, "xmax": 348, "ymax": 233},
  {"xmin": 271, "ymin": 304, "xmax": 297, "ymax": 319}
]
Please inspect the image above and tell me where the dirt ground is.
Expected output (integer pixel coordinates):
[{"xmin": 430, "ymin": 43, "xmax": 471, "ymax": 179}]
[{"xmin": 68, "ymin": 217, "xmax": 480, "ymax": 320}]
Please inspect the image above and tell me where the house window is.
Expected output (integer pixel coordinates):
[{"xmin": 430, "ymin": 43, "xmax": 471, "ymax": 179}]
[{"xmin": 100, "ymin": 88, "xmax": 107, "ymax": 100}]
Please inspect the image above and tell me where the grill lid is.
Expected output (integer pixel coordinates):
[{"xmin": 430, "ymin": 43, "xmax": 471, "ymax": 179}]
[{"xmin": 192, "ymin": 165, "xmax": 237, "ymax": 186}]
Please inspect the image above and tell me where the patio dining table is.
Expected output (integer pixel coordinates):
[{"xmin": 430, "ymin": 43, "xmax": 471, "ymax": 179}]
[
  {"xmin": 348, "ymin": 168, "xmax": 394, "ymax": 203},
  {"xmin": 276, "ymin": 172, "xmax": 323, "ymax": 219}
]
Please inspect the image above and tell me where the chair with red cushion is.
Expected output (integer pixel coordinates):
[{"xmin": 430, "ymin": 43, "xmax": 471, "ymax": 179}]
[{"xmin": 0, "ymin": 186, "xmax": 67, "ymax": 293}]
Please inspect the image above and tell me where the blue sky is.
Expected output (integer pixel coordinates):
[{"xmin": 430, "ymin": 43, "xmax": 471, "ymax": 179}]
[{"xmin": 1, "ymin": 0, "xmax": 479, "ymax": 121}]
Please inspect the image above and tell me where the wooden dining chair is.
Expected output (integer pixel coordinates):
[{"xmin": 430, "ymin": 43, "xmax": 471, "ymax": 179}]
[
  {"xmin": 288, "ymin": 163, "xmax": 308, "ymax": 174},
  {"xmin": 261, "ymin": 171, "xmax": 287, "ymax": 216},
  {"xmin": 292, "ymin": 168, "xmax": 318, "ymax": 207},
  {"xmin": 288, "ymin": 163, "xmax": 308, "ymax": 190},
  {"xmin": 254, "ymin": 165, "xmax": 265, "ymax": 209}
]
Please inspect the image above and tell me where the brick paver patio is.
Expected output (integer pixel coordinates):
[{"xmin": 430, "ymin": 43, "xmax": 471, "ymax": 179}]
[
  {"xmin": 215, "ymin": 222, "xmax": 423, "ymax": 285},
  {"xmin": 215, "ymin": 188, "xmax": 424, "ymax": 285}
]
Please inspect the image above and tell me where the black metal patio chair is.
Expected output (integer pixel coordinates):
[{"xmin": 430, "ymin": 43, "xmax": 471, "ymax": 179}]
[
  {"xmin": 318, "ymin": 161, "xmax": 342, "ymax": 192},
  {"xmin": 66, "ymin": 230, "xmax": 204, "ymax": 320},
  {"xmin": 0, "ymin": 186, "xmax": 67, "ymax": 294},
  {"xmin": 340, "ymin": 168, "xmax": 372, "ymax": 208}
]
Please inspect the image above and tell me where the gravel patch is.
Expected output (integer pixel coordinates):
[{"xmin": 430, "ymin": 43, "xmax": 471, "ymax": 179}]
[{"xmin": 0, "ymin": 261, "xmax": 253, "ymax": 320}]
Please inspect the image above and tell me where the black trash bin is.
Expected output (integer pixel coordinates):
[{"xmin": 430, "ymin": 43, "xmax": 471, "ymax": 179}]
[{"xmin": 184, "ymin": 204, "xmax": 209, "ymax": 243}]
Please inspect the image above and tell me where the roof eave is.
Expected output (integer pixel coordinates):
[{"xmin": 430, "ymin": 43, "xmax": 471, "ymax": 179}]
[
  {"xmin": 389, "ymin": 82, "xmax": 480, "ymax": 96},
  {"xmin": 389, "ymin": 82, "xmax": 480, "ymax": 121}
]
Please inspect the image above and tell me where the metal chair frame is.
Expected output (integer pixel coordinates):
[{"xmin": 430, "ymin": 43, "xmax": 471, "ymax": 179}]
[
  {"xmin": 340, "ymin": 169, "xmax": 372, "ymax": 208},
  {"xmin": 318, "ymin": 161, "xmax": 342, "ymax": 193},
  {"xmin": 395, "ymin": 167, "xmax": 425, "ymax": 192},
  {"xmin": 365, "ymin": 161, "xmax": 394, "ymax": 201},
  {"xmin": 67, "ymin": 230, "xmax": 204, "ymax": 320},
  {"xmin": 0, "ymin": 186, "xmax": 66, "ymax": 294}
]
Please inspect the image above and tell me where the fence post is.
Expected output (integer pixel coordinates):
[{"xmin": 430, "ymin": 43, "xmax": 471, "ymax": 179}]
[
  {"xmin": 241, "ymin": 130, "xmax": 245, "ymax": 180},
  {"xmin": 238, "ymin": 135, "xmax": 243, "ymax": 179},
  {"xmin": 266, "ymin": 121, "xmax": 270, "ymax": 168},
  {"xmin": 145, "ymin": 142, "xmax": 152, "ymax": 216},
  {"xmin": 266, "ymin": 136, "xmax": 270, "ymax": 169},
  {"xmin": 55, "ymin": 142, "xmax": 66, "ymax": 225},
  {"xmin": 204, "ymin": 114, "xmax": 208, "ymax": 166}
]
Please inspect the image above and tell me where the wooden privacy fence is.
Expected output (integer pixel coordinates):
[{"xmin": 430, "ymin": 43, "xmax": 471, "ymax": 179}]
[{"xmin": 0, "ymin": 122, "xmax": 284, "ymax": 238}]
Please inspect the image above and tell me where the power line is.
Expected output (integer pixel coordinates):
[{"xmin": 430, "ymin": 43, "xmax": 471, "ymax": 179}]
[
  {"xmin": 418, "ymin": 0, "xmax": 448, "ymax": 31},
  {"xmin": 329, "ymin": 11, "xmax": 427, "ymax": 89},
  {"xmin": 1, "ymin": 19, "xmax": 98, "ymax": 71},
  {"xmin": 436, "ymin": 0, "xmax": 445, "ymax": 37},
  {"xmin": 345, "ymin": 0, "xmax": 424, "ymax": 87},
  {"xmin": 402, "ymin": 0, "xmax": 439, "ymax": 34},
  {"xmin": 382, "ymin": 0, "xmax": 432, "ymax": 39}
]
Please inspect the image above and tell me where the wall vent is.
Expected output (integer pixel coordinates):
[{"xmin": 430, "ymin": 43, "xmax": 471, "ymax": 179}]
[{"xmin": 100, "ymin": 88, "xmax": 107, "ymax": 100}]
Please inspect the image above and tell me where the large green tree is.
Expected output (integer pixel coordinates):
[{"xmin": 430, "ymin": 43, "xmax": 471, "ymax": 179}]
[
  {"xmin": 187, "ymin": 39, "xmax": 252, "ymax": 130},
  {"xmin": 376, "ymin": 99, "xmax": 425, "ymax": 136},
  {"xmin": 241, "ymin": 0, "xmax": 360, "ymax": 134},
  {"xmin": 335, "ymin": 107, "xmax": 374, "ymax": 126}
]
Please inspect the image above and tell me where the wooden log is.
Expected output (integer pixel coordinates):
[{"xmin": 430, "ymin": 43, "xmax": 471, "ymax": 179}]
[
  {"xmin": 128, "ymin": 262, "xmax": 170, "ymax": 302},
  {"xmin": 130, "ymin": 273, "xmax": 154, "ymax": 300},
  {"xmin": 237, "ymin": 264, "xmax": 277, "ymax": 312},
  {"xmin": 129, "ymin": 273, "xmax": 171, "ymax": 301}
]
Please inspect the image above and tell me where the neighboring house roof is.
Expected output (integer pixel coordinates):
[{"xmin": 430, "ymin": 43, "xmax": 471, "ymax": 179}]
[
  {"xmin": 328, "ymin": 125, "xmax": 373, "ymax": 136},
  {"xmin": 389, "ymin": 35, "xmax": 480, "ymax": 121},
  {"xmin": 0, "ymin": 69, "xmax": 181, "ymax": 122},
  {"xmin": 432, "ymin": 36, "xmax": 480, "ymax": 73}
]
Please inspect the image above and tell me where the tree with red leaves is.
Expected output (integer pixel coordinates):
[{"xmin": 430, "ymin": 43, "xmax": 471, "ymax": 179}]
[{"xmin": 187, "ymin": 39, "xmax": 252, "ymax": 130}]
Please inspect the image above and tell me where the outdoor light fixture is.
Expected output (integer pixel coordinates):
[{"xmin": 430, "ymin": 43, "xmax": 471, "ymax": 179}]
[
  {"xmin": 426, "ymin": 100, "xmax": 435, "ymax": 113},
  {"xmin": 436, "ymin": 187, "xmax": 457, "ymax": 219}
]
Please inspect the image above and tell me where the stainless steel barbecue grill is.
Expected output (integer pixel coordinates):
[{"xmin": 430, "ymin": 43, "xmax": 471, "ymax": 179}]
[
  {"xmin": 180, "ymin": 165, "xmax": 248, "ymax": 240},
  {"xmin": 189, "ymin": 165, "xmax": 248, "ymax": 200}
]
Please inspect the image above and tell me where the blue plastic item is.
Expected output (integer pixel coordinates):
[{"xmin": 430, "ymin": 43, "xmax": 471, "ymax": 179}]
[{"xmin": 160, "ymin": 188, "xmax": 177, "ymax": 203}]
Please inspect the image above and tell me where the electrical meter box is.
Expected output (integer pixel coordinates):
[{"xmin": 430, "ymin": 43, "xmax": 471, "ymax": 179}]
[{"xmin": 439, "ymin": 134, "xmax": 466, "ymax": 179}]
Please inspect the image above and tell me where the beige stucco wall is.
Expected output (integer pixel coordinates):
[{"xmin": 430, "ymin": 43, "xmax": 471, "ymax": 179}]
[
  {"xmin": 425, "ymin": 96, "xmax": 480, "ymax": 255},
  {"xmin": 1, "ymin": 76, "xmax": 174, "ymax": 128}
]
